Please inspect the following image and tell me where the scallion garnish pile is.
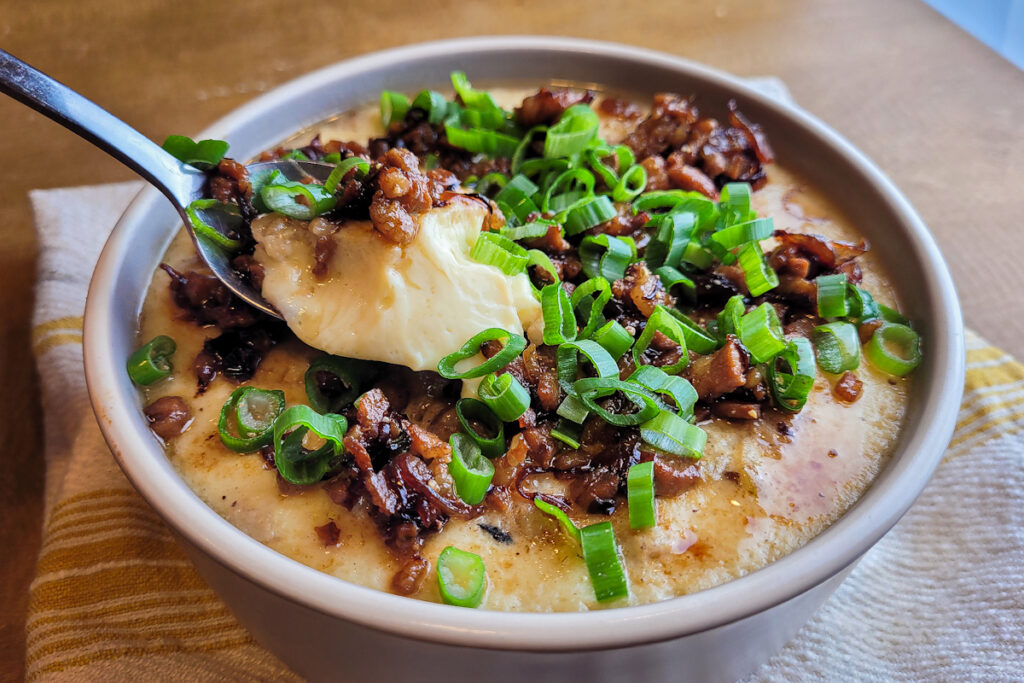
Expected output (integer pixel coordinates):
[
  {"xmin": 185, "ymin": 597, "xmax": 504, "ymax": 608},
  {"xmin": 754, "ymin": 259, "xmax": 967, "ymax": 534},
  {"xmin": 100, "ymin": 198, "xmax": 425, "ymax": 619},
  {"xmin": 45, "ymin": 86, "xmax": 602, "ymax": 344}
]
[{"xmin": 137, "ymin": 73, "xmax": 925, "ymax": 608}]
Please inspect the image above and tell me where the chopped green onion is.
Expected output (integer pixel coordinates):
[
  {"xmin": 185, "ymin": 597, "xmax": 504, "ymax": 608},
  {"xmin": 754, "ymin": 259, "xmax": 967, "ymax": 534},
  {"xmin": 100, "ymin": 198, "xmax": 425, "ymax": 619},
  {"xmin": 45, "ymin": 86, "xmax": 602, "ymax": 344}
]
[
  {"xmin": 710, "ymin": 217, "xmax": 774, "ymax": 254},
  {"xmin": 448, "ymin": 433, "xmax": 494, "ymax": 505},
  {"xmin": 503, "ymin": 220, "xmax": 554, "ymax": 242},
  {"xmin": 718, "ymin": 182, "xmax": 755, "ymax": 226},
  {"xmin": 640, "ymin": 410, "xmax": 707, "ymax": 458},
  {"xmin": 127, "ymin": 335, "xmax": 176, "ymax": 386},
  {"xmin": 736, "ymin": 241, "xmax": 779, "ymax": 297},
  {"xmin": 323, "ymin": 157, "xmax": 369, "ymax": 194},
  {"xmin": 185, "ymin": 199, "xmax": 243, "ymax": 251},
  {"xmin": 612, "ymin": 164, "xmax": 648, "ymax": 202},
  {"xmin": 767, "ymin": 337, "xmax": 816, "ymax": 412},
  {"xmin": 455, "ymin": 398, "xmax": 506, "ymax": 458},
  {"xmin": 573, "ymin": 377, "xmax": 661, "ymax": 427},
  {"xmin": 272, "ymin": 405, "xmax": 346, "ymax": 485},
  {"xmin": 580, "ymin": 521, "xmax": 628, "ymax": 602},
  {"xmin": 511, "ymin": 125, "xmax": 547, "ymax": 174},
  {"xmin": 570, "ymin": 277, "xmax": 612, "ymax": 339},
  {"xmin": 816, "ymin": 273, "xmax": 849, "ymax": 318},
  {"xmin": 380, "ymin": 90, "xmax": 410, "ymax": 127},
  {"xmin": 738, "ymin": 303, "xmax": 787, "ymax": 363},
  {"xmin": 878, "ymin": 304, "xmax": 910, "ymax": 325},
  {"xmin": 411, "ymin": 89, "xmax": 448, "ymax": 124},
  {"xmin": 665, "ymin": 309, "xmax": 719, "ymax": 355},
  {"xmin": 544, "ymin": 104, "xmax": 600, "ymax": 158},
  {"xmin": 846, "ymin": 285, "xmax": 881, "ymax": 323},
  {"xmin": 541, "ymin": 283, "xmax": 577, "ymax": 345},
  {"xmin": 161, "ymin": 134, "xmax": 229, "ymax": 170},
  {"xmin": 653, "ymin": 265, "xmax": 697, "ymax": 304},
  {"xmin": 865, "ymin": 322, "xmax": 922, "ymax": 377},
  {"xmin": 248, "ymin": 168, "xmax": 283, "ymax": 213},
  {"xmin": 717, "ymin": 294, "xmax": 747, "ymax": 338},
  {"xmin": 437, "ymin": 328, "xmax": 527, "ymax": 380},
  {"xmin": 591, "ymin": 320, "xmax": 634, "ymax": 359},
  {"xmin": 322, "ymin": 152, "xmax": 341, "ymax": 163},
  {"xmin": 450, "ymin": 72, "xmax": 505, "ymax": 128},
  {"xmin": 628, "ymin": 365, "xmax": 698, "ymax": 419},
  {"xmin": 436, "ymin": 546, "xmax": 487, "ymax": 608},
  {"xmin": 564, "ymin": 195, "xmax": 616, "ymax": 236},
  {"xmin": 478, "ymin": 373, "xmax": 531, "ymax": 422},
  {"xmin": 556, "ymin": 394, "xmax": 590, "ymax": 424},
  {"xmin": 633, "ymin": 305, "xmax": 689, "ymax": 374},
  {"xmin": 680, "ymin": 240, "xmax": 715, "ymax": 270},
  {"xmin": 471, "ymin": 232, "xmax": 529, "ymax": 275},
  {"xmin": 645, "ymin": 212, "xmax": 694, "ymax": 269},
  {"xmin": 541, "ymin": 168, "xmax": 595, "ymax": 213},
  {"xmin": 217, "ymin": 386, "xmax": 285, "ymax": 452},
  {"xmin": 304, "ymin": 355, "xmax": 375, "ymax": 413},
  {"xmin": 556, "ymin": 339, "xmax": 620, "ymax": 395},
  {"xmin": 585, "ymin": 144, "xmax": 634, "ymax": 187},
  {"xmin": 551, "ymin": 418, "xmax": 584, "ymax": 449},
  {"xmin": 445, "ymin": 123, "xmax": 520, "ymax": 158},
  {"xmin": 261, "ymin": 181, "xmax": 337, "ymax": 220},
  {"xmin": 627, "ymin": 461, "xmax": 657, "ymax": 529},
  {"xmin": 579, "ymin": 234, "xmax": 633, "ymax": 281},
  {"xmin": 634, "ymin": 191, "xmax": 719, "ymax": 228},
  {"xmin": 494, "ymin": 174, "xmax": 540, "ymax": 223},
  {"xmin": 812, "ymin": 321, "xmax": 861, "ymax": 374},
  {"xmin": 534, "ymin": 496, "xmax": 581, "ymax": 542}
]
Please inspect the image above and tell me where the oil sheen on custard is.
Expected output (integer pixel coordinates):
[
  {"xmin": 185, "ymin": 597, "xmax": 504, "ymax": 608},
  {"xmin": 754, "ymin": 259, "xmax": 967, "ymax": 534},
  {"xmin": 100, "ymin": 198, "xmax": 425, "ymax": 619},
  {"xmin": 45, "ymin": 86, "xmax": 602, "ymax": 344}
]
[{"xmin": 137, "ymin": 88, "xmax": 908, "ymax": 612}]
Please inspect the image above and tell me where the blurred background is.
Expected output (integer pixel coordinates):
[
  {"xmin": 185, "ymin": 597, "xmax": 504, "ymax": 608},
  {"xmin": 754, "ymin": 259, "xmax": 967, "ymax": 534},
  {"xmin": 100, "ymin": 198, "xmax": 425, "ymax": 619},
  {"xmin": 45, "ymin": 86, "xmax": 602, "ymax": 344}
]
[{"xmin": 1, "ymin": 1, "xmax": 1021, "ymax": 679}]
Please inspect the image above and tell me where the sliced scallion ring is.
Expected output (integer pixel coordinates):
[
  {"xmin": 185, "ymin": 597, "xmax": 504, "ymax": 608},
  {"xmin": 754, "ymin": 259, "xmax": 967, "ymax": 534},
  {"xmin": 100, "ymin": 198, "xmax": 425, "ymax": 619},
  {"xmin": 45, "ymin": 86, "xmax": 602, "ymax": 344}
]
[
  {"xmin": 455, "ymin": 398, "xmax": 506, "ymax": 459},
  {"xmin": 736, "ymin": 240, "xmax": 779, "ymax": 297},
  {"xmin": 570, "ymin": 277, "xmax": 612, "ymax": 339},
  {"xmin": 591, "ymin": 319, "xmax": 634, "ymax": 359},
  {"xmin": 639, "ymin": 410, "xmax": 707, "ymax": 458},
  {"xmin": 379, "ymin": 90, "xmax": 410, "ymax": 127},
  {"xmin": 544, "ymin": 104, "xmax": 600, "ymax": 158},
  {"xmin": 816, "ymin": 273, "xmax": 849, "ymax": 319},
  {"xmin": 580, "ymin": 521, "xmax": 628, "ymax": 602},
  {"xmin": 534, "ymin": 496, "xmax": 581, "ymax": 542},
  {"xmin": 579, "ymin": 234, "xmax": 634, "ymax": 281},
  {"xmin": 437, "ymin": 328, "xmax": 527, "ymax": 380},
  {"xmin": 612, "ymin": 164, "xmax": 647, "ymax": 203},
  {"xmin": 217, "ymin": 386, "xmax": 285, "ymax": 452},
  {"xmin": 437, "ymin": 546, "xmax": 487, "ymax": 608},
  {"xmin": 323, "ymin": 157, "xmax": 370, "ymax": 194},
  {"xmin": 865, "ymin": 322, "xmax": 922, "ymax": 377},
  {"xmin": 633, "ymin": 305, "xmax": 689, "ymax": 374},
  {"xmin": 185, "ymin": 199, "xmax": 243, "ymax": 251},
  {"xmin": 448, "ymin": 433, "xmax": 494, "ymax": 505},
  {"xmin": 627, "ymin": 461, "xmax": 657, "ymax": 529},
  {"xmin": 541, "ymin": 283, "xmax": 577, "ymax": 345},
  {"xmin": 161, "ymin": 134, "xmax": 228, "ymax": 170},
  {"xmin": 556, "ymin": 339, "xmax": 620, "ymax": 395},
  {"xmin": 271, "ymin": 405, "xmax": 347, "ymax": 485},
  {"xmin": 812, "ymin": 321, "xmax": 862, "ymax": 374},
  {"xmin": 261, "ymin": 181, "xmax": 338, "ymax": 220},
  {"xmin": 471, "ymin": 232, "xmax": 529, "ymax": 276},
  {"xmin": 478, "ymin": 373, "xmax": 531, "ymax": 422},
  {"xmin": 127, "ymin": 335, "xmax": 176, "ymax": 386},
  {"xmin": 573, "ymin": 377, "xmax": 661, "ymax": 427},
  {"xmin": 767, "ymin": 337, "xmax": 816, "ymax": 412},
  {"xmin": 738, "ymin": 303, "xmax": 787, "ymax": 363},
  {"xmin": 628, "ymin": 365, "xmax": 698, "ymax": 419}
]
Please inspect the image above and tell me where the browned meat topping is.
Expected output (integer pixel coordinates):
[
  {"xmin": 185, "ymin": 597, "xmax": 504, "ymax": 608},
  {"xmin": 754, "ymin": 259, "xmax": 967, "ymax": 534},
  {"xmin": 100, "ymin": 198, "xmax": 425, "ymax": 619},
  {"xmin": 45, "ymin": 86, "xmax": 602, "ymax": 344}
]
[
  {"xmin": 143, "ymin": 396, "xmax": 191, "ymax": 440},
  {"xmin": 597, "ymin": 96, "xmax": 643, "ymax": 120},
  {"xmin": 651, "ymin": 454, "xmax": 701, "ymax": 497},
  {"xmin": 833, "ymin": 371, "xmax": 863, "ymax": 403},
  {"xmin": 515, "ymin": 88, "xmax": 594, "ymax": 127},
  {"xmin": 391, "ymin": 555, "xmax": 429, "ymax": 596},
  {"xmin": 160, "ymin": 264, "xmax": 262, "ymax": 330},
  {"xmin": 369, "ymin": 148, "xmax": 434, "ymax": 245},
  {"xmin": 712, "ymin": 401, "xmax": 762, "ymax": 420},
  {"xmin": 686, "ymin": 336, "xmax": 749, "ymax": 402}
]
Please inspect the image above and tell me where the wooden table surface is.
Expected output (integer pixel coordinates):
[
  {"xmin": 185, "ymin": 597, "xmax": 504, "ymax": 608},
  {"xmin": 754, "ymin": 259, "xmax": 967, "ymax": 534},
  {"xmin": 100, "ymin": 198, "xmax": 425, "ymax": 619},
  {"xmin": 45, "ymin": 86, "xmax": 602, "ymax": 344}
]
[{"xmin": 2, "ymin": 0, "xmax": 1022, "ymax": 678}]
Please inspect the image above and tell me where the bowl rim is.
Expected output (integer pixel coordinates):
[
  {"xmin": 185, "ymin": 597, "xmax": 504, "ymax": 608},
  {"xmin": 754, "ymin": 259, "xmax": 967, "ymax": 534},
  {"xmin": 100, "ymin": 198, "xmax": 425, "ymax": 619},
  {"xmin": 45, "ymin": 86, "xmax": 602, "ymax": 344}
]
[{"xmin": 84, "ymin": 35, "xmax": 965, "ymax": 651}]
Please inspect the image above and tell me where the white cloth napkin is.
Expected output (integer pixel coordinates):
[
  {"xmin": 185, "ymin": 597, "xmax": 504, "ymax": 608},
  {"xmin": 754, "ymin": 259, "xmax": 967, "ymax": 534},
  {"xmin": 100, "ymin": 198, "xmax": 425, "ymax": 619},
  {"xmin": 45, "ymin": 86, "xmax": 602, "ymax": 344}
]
[{"xmin": 25, "ymin": 81, "xmax": 1024, "ymax": 681}]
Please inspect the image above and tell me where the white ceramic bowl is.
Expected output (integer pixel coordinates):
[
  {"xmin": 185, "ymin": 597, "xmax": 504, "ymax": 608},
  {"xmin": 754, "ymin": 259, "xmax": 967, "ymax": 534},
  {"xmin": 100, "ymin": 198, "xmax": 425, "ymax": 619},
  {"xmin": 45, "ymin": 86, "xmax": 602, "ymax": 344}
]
[{"xmin": 84, "ymin": 36, "xmax": 964, "ymax": 682}]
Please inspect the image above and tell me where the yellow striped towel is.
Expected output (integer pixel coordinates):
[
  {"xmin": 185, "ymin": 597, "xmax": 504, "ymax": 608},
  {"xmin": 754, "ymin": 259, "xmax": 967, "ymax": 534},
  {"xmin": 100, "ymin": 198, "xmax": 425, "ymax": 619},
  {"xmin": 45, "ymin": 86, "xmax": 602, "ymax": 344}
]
[{"xmin": 26, "ymin": 183, "xmax": 1024, "ymax": 682}]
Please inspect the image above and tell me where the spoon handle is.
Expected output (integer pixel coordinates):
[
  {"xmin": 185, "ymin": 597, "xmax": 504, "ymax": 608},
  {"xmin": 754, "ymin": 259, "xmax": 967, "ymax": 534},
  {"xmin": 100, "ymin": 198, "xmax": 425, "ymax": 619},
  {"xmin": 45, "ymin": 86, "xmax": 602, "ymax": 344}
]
[{"xmin": 0, "ymin": 49, "xmax": 198, "ymax": 207}]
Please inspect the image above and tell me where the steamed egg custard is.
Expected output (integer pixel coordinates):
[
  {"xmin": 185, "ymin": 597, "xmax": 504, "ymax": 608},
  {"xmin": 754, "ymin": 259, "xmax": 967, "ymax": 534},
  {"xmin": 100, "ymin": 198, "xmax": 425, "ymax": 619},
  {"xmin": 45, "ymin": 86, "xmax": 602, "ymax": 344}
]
[
  {"xmin": 251, "ymin": 201, "xmax": 541, "ymax": 370},
  {"xmin": 132, "ymin": 76, "xmax": 922, "ymax": 611}
]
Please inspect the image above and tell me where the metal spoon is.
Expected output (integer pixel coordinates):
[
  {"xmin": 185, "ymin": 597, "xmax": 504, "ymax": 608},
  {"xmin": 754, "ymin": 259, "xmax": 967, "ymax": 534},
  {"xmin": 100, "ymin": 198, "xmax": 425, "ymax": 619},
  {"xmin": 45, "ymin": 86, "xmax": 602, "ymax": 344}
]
[{"xmin": 0, "ymin": 49, "xmax": 330, "ymax": 319}]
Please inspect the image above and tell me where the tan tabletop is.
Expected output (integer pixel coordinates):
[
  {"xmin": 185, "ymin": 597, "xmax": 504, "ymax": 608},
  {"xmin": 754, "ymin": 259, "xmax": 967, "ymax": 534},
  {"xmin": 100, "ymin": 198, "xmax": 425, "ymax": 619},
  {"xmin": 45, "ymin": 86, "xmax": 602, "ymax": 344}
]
[{"xmin": 2, "ymin": 0, "xmax": 1022, "ymax": 678}]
